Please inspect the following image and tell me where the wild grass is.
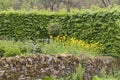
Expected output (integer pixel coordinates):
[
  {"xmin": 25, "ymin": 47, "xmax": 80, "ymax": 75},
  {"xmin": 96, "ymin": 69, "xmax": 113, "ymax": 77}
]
[
  {"xmin": 41, "ymin": 36, "xmax": 104, "ymax": 56},
  {"xmin": 0, "ymin": 36, "xmax": 104, "ymax": 57}
]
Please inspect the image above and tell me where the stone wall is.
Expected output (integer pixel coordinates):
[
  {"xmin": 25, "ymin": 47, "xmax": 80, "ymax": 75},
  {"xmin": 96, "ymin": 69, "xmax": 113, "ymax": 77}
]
[{"xmin": 0, "ymin": 54, "xmax": 117, "ymax": 80}]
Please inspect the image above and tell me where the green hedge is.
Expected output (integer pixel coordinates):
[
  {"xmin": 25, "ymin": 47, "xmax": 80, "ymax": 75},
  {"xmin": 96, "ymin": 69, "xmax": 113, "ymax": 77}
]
[{"xmin": 0, "ymin": 7, "xmax": 120, "ymax": 57}]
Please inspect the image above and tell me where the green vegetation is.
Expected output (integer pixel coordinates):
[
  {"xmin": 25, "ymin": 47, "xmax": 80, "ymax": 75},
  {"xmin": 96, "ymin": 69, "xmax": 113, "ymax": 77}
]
[
  {"xmin": 93, "ymin": 70, "xmax": 120, "ymax": 80},
  {"xmin": 43, "ymin": 69, "xmax": 120, "ymax": 80},
  {"xmin": 42, "ymin": 36, "xmax": 103, "ymax": 55},
  {"xmin": 0, "ymin": 40, "xmax": 22, "ymax": 57},
  {"xmin": 0, "ymin": 5, "xmax": 120, "ymax": 80},
  {"xmin": 0, "ymin": 35, "xmax": 103, "ymax": 57},
  {"xmin": 0, "ymin": 6, "xmax": 120, "ymax": 57}
]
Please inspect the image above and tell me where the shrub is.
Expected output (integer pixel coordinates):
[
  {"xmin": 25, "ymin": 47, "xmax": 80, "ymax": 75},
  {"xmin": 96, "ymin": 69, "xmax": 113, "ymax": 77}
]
[
  {"xmin": 4, "ymin": 45, "xmax": 22, "ymax": 57},
  {"xmin": 0, "ymin": 40, "xmax": 24, "ymax": 57},
  {"xmin": 0, "ymin": 40, "xmax": 43, "ymax": 57},
  {"xmin": 47, "ymin": 22, "xmax": 62, "ymax": 37}
]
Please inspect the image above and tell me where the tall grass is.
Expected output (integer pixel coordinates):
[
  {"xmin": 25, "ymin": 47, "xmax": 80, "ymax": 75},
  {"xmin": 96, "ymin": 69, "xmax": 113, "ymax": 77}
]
[
  {"xmin": 41, "ymin": 36, "xmax": 104, "ymax": 55},
  {"xmin": 0, "ymin": 36, "xmax": 104, "ymax": 57}
]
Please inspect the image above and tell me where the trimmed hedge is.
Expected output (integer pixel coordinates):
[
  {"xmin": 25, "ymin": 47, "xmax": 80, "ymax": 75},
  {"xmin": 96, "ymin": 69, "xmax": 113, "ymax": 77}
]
[{"xmin": 0, "ymin": 7, "xmax": 120, "ymax": 57}]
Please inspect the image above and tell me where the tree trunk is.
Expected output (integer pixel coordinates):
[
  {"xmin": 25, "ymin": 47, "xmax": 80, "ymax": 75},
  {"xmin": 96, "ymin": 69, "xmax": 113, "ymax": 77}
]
[
  {"xmin": 50, "ymin": 4, "xmax": 54, "ymax": 11},
  {"xmin": 118, "ymin": 0, "xmax": 120, "ymax": 5},
  {"xmin": 101, "ymin": 0, "xmax": 107, "ymax": 7},
  {"xmin": 107, "ymin": 0, "xmax": 111, "ymax": 6}
]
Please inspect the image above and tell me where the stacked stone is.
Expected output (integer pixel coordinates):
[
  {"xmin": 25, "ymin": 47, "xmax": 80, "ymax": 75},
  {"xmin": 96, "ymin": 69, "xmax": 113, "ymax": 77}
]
[
  {"xmin": 0, "ymin": 54, "xmax": 79, "ymax": 80},
  {"xmin": 0, "ymin": 54, "xmax": 117, "ymax": 80}
]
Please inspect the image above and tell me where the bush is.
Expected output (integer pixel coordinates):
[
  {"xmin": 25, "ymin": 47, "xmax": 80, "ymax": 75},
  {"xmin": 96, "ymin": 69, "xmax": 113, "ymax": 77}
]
[
  {"xmin": 47, "ymin": 22, "xmax": 62, "ymax": 37},
  {"xmin": 0, "ymin": 40, "xmax": 43, "ymax": 57},
  {"xmin": 4, "ymin": 45, "xmax": 22, "ymax": 57},
  {"xmin": 0, "ymin": 40, "xmax": 22, "ymax": 57}
]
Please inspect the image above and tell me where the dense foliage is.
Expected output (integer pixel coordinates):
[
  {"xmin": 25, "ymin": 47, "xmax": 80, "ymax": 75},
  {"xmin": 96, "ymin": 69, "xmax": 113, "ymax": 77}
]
[{"xmin": 0, "ymin": 6, "xmax": 120, "ymax": 57}]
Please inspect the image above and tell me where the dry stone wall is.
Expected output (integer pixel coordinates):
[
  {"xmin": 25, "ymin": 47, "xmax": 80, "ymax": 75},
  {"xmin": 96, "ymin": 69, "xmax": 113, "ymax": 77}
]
[
  {"xmin": 0, "ymin": 54, "xmax": 117, "ymax": 80},
  {"xmin": 0, "ymin": 54, "xmax": 80, "ymax": 80}
]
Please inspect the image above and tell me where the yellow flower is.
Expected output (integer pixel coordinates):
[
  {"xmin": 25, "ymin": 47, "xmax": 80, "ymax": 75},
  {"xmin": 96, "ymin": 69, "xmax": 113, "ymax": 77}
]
[{"xmin": 50, "ymin": 35, "xmax": 104, "ymax": 53}]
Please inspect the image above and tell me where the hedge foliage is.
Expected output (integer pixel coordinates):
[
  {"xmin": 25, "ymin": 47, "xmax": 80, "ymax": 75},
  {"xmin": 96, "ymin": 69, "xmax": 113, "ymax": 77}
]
[{"xmin": 0, "ymin": 7, "xmax": 120, "ymax": 57}]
